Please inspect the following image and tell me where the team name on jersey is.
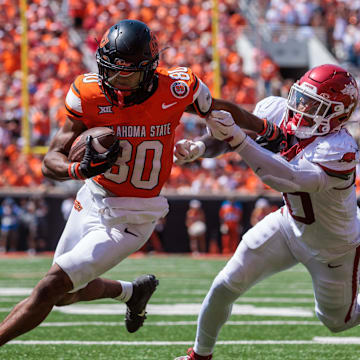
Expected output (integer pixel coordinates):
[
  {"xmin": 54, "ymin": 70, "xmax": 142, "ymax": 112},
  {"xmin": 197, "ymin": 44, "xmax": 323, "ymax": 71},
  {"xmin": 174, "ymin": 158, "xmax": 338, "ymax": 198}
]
[{"xmin": 112, "ymin": 123, "xmax": 171, "ymax": 138}]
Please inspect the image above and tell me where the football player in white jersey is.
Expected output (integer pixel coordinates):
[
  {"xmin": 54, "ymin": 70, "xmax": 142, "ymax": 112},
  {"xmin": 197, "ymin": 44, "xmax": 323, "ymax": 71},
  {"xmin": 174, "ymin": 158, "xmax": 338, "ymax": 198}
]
[{"xmin": 174, "ymin": 64, "xmax": 360, "ymax": 360}]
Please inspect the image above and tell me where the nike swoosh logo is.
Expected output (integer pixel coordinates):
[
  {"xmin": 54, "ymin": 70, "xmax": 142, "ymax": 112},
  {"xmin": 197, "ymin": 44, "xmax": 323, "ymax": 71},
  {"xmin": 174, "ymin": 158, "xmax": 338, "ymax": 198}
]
[
  {"xmin": 162, "ymin": 102, "xmax": 177, "ymax": 109},
  {"xmin": 124, "ymin": 228, "xmax": 138, "ymax": 237},
  {"xmin": 90, "ymin": 160, "xmax": 107, "ymax": 167},
  {"xmin": 327, "ymin": 263, "xmax": 342, "ymax": 268}
]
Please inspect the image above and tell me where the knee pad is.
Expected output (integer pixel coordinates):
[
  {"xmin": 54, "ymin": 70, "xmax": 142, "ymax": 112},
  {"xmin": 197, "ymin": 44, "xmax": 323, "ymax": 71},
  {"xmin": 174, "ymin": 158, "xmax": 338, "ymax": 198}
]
[{"xmin": 208, "ymin": 275, "xmax": 240, "ymax": 306}]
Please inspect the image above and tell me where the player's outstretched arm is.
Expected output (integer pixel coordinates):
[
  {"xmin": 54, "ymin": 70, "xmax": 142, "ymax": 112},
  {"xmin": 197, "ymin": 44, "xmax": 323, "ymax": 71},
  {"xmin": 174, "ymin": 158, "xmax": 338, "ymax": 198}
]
[
  {"xmin": 212, "ymin": 99, "xmax": 286, "ymax": 153},
  {"xmin": 212, "ymin": 98, "xmax": 264, "ymax": 133},
  {"xmin": 173, "ymin": 135, "xmax": 231, "ymax": 165},
  {"xmin": 206, "ymin": 110, "xmax": 340, "ymax": 193}
]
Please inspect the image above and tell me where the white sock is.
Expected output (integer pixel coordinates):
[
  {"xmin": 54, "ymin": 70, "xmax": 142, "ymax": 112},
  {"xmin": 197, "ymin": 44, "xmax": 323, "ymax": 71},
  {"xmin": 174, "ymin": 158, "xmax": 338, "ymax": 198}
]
[{"xmin": 114, "ymin": 281, "xmax": 133, "ymax": 302}]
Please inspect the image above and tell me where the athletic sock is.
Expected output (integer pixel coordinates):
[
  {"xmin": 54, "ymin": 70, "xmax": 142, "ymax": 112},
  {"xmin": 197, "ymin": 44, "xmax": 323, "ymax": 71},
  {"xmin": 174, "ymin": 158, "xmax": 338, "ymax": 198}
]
[{"xmin": 114, "ymin": 281, "xmax": 133, "ymax": 302}]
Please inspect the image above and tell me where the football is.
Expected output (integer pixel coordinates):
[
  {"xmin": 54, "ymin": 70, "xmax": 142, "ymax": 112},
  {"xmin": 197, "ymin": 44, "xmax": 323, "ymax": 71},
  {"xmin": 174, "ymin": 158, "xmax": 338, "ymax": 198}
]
[{"xmin": 68, "ymin": 127, "xmax": 117, "ymax": 162}]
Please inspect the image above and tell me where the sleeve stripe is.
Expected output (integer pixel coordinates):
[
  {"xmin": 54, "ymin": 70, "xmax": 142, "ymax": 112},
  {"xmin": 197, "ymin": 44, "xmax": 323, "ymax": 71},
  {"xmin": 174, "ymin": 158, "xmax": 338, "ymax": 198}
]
[
  {"xmin": 71, "ymin": 82, "xmax": 80, "ymax": 95},
  {"xmin": 65, "ymin": 104, "xmax": 82, "ymax": 118},
  {"xmin": 65, "ymin": 87, "xmax": 83, "ymax": 114},
  {"xmin": 193, "ymin": 75, "xmax": 199, "ymax": 92},
  {"xmin": 318, "ymin": 164, "xmax": 355, "ymax": 179},
  {"xmin": 318, "ymin": 164, "xmax": 356, "ymax": 175},
  {"xmin": 192, "ymin": 78, "xmax": 204, "ymax": 103}
]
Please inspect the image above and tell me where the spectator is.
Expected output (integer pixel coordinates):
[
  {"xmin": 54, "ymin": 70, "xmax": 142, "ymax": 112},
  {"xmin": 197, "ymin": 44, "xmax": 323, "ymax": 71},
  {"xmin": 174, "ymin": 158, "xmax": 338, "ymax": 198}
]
[
  {"xmin": 186, "ymin": 200, "xmax": 207, "ymax": 254},
  {"xmin": 219, "ymin": 198, "xmax": 243, "ymax": 254},
  {"xmin": 250, "ymin": 198, "xmax": 277, "ymax": 226},
  {"xmin": 259, "ymin": 54, "xmax": 280, "ymax": 97},
  {"xmin": 0, "ymin": 198, "xmax": 21, "ymax": 252},
  {"xmin": 19, "ymin": 198, "xmax": 38, "ymax": 255}
]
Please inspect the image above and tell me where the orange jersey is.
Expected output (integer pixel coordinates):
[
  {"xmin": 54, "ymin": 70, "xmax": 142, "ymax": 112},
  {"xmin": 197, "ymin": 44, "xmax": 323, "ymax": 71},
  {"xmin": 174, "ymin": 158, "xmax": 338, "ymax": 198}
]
[{"xmin": 65, "ymin": 67, "xmax": 208, "ymax": 197}]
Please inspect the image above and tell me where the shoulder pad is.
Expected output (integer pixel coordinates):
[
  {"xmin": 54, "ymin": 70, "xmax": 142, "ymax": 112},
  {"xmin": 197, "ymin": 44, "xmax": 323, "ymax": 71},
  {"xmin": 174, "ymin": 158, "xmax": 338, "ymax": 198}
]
[
  {"xmin": 253, "ymin": 96, "xmax": 286, "ymax": 126},
  {"xmin": 75, "ymin": 73, "xmax": 102, "ymax": 101},
  {"xmin": 65, "ymin": 73, "xmax": 102, "ymax": 119},
  {"xmin": 304, "ymin": 130, "xmax": 359, "ymax": 172},
  {"xmin": 158, "ymin": 67, "xmax": 211, "ymax": 114}
]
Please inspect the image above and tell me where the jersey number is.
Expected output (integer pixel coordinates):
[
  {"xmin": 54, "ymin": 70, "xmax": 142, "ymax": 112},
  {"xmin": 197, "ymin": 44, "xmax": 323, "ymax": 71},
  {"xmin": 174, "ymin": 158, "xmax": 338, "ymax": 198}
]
[
  {"xmin": 283, "ymin": 192, "xmax": 315, "ymax": 225},
  {"xmin": 168, "ymin": 67, "xmax": 190, "ymax": 80},
  {"xmin": 104, "ymin": 140, "xmax": 163, "ymax": 190},
  {"xmin": 82, "ymin": 73, "xmax": 99, "ymax": 83}
]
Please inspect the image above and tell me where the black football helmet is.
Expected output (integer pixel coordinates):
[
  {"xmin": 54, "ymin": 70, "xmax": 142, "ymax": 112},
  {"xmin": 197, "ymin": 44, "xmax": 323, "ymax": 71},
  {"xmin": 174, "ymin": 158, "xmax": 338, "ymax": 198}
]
[{"xmin": 96, "ymin": 19, "xmax": 159, "ymax": 107}]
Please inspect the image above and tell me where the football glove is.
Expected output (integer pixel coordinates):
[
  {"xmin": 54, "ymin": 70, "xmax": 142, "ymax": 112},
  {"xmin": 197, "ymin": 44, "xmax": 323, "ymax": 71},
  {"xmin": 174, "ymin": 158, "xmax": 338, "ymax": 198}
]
[
  {"xmin": 206, "ymin": 110, "xmax": 246, "ymax": 149},
  {"xmin": 69, "ymin": 135, "xmax": 120, "ymax": 179},
  {"xmin": 173, "ymin": 139, "xmax": 206, "ymax": 165},
  {"xmin": 255, "ymin": 120, "xmax": 287, "ymax": 153}
]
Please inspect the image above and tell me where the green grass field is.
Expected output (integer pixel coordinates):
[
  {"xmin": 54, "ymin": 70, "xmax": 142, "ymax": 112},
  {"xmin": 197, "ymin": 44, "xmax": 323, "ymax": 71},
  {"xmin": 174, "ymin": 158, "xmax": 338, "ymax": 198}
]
[{"xmin": 0, "ymin": 254, "xmax": 359, "ymax": 360}]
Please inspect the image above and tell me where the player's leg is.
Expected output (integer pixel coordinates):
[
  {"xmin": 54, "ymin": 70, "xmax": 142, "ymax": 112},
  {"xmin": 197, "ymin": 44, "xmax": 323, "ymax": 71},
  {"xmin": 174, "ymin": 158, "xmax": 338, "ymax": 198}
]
[
  {"xmin": 177, "ymin": 210, "xmax": 298, "ymax": 359},
  {"xmin": 0, "ymin": 263, "xmax": 73, "ymax": 346},
  {"xmin": 305, "ymin": 245, "xmax": 360, "ymax": 332},
  {"xmin": 55, "ymin": 216, "xmax": 158, "ymax": 331}
]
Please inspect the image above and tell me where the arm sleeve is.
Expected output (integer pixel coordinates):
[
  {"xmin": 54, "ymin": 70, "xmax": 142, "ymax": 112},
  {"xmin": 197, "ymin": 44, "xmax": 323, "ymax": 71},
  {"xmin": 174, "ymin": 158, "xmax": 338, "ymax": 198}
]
[{"xmin": 236, "ymin": 137, "xmax": 347, "ymax": 193}]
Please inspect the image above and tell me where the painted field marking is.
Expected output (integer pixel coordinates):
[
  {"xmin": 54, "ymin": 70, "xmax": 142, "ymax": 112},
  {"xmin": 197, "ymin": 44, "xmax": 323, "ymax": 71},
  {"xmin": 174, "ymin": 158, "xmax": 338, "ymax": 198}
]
[
  {"xmin": 151, "ymin": 297, "xmax": 314, "ymax": 303},
  {"xmin": 0, "ymin": 288, "xmax": 32, "ymax": 296},
  {"xmin": 0, "ymin": 288, "xmax": 314, "ymax": 297},
  {"xmin": 39, "ymin": 320, "xmax": 322, "ymax": 327},
  {"xmin": 54, "ymin": 303, "xmax": 313, "ymax": 317},
  {"xmin": 8, "ymin": 338, "xmax": 360, "ymax": 345}
]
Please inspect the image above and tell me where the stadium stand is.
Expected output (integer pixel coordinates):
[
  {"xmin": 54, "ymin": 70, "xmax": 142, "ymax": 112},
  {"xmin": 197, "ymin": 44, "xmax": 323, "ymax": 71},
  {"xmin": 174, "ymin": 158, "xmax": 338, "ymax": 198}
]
[{"xmin": 1, "ymin": 0, "xmax": 359, "ymax": 195}]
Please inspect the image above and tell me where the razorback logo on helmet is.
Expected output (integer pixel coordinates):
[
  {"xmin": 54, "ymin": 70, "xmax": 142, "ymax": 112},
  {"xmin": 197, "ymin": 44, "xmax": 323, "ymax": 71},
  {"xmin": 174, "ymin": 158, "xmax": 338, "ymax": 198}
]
[
  {"xmin": 100, "ymin": 29, "xmax": 110, "ymax": 48},
  {"xmin": 341, "ymin": 83, "xmax": 358, "ymax": 100},
  {"xmin": 340, "ymin": 152, "xmax": 356, "ymax": 162},
  {"xmin": 171, "ymin": 81, "xmax": 189, "ymax": 99}
]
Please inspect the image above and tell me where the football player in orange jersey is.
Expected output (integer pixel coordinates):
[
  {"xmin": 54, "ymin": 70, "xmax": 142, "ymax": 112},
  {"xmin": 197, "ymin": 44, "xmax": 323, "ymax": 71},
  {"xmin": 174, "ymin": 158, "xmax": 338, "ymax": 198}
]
[{"xmin": 0, "ymin": 19, "xmax": 282, "ymax": 346}]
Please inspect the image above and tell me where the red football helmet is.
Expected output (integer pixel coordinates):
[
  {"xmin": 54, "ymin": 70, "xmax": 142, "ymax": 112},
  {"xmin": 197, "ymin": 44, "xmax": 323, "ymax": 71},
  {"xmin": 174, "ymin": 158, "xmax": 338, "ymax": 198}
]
[{"xmin": 285, "ymin": 64, "xmax": 359, "ymax": 139}]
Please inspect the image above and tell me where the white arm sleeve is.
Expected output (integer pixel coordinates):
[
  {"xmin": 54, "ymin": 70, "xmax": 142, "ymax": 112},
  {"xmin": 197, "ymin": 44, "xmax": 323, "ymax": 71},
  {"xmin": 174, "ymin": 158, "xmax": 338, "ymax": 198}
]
[{"xmin": 236, "ymin": 137, "xmax": 345, "ymax": 193}]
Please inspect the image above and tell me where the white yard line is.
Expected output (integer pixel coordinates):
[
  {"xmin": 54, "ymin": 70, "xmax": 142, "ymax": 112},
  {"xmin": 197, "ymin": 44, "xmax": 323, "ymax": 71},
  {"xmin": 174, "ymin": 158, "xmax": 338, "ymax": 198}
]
[
  {"xmin": 54, "ymin": 303, "xmax": 313, "ymax": 317},
  {"xmin": 40, "ymin": 320, "xmax": 322, "ymax": 327},
  {"xmin": 0, "ymin": 288, "xmax": 32, "ymax": 296},
  {"xmin": 0, "ymin": 304, "xmax": 314, "ymax": 317},
  {"xmin": 8, "ymin": 338, "xmax": 360, "ymax": 345}
]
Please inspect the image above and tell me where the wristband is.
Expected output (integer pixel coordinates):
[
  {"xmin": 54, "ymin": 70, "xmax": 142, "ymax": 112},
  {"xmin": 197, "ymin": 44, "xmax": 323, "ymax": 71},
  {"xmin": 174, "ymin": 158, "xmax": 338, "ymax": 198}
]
[
  {"xmin": 257, "ymin": 119, "xmax": 269, "ymax": 137},
  {"xmin": 68, "ymin": 162, "xmax": 85, "ymax": 180},
  {"xmin": 257, "ymin": 119, "xmax": 278, "ymax": 141}
]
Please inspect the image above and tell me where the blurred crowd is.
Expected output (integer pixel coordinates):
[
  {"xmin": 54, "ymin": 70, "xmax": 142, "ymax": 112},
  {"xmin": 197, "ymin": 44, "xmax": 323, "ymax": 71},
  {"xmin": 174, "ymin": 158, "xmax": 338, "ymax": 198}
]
[
  {"xmin": 0, "ymin": 0, "xmax": 360, "ymax": 195},
  {"xmin": 262, "ymin": 0, "xmax": 360, "ymax": 68},
  {"xmin": 0, "ymin": 196, "xmax": 48, "ymax": 254}
]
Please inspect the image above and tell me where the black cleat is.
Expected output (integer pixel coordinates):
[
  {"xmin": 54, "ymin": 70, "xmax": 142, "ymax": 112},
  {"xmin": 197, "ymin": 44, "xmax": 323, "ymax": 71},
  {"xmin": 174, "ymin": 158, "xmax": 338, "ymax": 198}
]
[{"xmin": 125, "ymin": 274, "xmax": 159, "ymax": 333}]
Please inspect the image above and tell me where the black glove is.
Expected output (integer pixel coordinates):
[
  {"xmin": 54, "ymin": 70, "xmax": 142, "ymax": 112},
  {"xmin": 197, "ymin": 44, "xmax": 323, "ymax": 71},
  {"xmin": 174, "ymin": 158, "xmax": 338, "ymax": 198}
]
[
  {"xmin": 79, "ymin": 135, "xmax": 120, "ymax": 178},
  {"xmin": 255, "ymin": 120, "xmax": 287, "ymax": 153}
]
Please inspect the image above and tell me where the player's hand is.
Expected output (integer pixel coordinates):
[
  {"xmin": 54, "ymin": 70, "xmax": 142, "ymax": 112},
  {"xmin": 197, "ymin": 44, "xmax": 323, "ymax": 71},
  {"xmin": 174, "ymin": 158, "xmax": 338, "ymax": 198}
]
[
  {"xmin": 173, "ymin": 139, "xmax": 205, "ymax": 165},
  {"xmin": 255, "ymin": 120, "xmax": 287, "ymax": 153},
  {"xmin": 79, "ymin": 135, "xmax": 120, "ymax": 178},
  {"xmin": 206, "ymin": 110, "xmax": 246, "ymax": 149}
]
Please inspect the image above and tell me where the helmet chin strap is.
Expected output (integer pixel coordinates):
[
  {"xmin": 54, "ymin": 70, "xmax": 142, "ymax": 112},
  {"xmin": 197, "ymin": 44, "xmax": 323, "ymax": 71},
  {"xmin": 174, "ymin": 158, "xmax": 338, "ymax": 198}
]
[{"xmin": 115, "ymin": 90, "xmax": 132, "ymax": 108}]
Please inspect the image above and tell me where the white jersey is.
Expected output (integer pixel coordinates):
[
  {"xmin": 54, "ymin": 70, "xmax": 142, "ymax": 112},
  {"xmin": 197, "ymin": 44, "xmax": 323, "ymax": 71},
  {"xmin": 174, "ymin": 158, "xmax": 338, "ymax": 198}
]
[{"xmin": 253, "ymin": 96, "xmax": 360, "ymax": 261}]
